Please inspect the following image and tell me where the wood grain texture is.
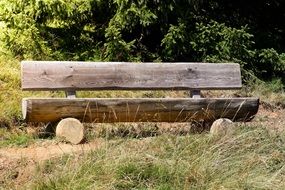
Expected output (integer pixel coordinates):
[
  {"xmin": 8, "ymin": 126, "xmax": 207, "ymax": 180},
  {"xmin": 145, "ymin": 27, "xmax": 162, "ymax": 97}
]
[
  {"xmin": 21, "ymin": 61, "xmax": 242, "ymax": 90},
  {"xmin": 56, "ymin": 118, "xmax": 84, "ymax": 144},
  {"xmin": 22, "ymin": 98, "xmax": 259, "ymax": 123}
]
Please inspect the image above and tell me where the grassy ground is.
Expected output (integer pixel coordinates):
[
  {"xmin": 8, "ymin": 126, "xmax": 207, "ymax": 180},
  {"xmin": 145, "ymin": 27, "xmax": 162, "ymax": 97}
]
[
  {"xmin": 0, "ymin": 54, "xmax": 285, "ymax": 189},
  {"xmin": 2, "ymin": 124, "xmax": 284, "ymax": 190}
]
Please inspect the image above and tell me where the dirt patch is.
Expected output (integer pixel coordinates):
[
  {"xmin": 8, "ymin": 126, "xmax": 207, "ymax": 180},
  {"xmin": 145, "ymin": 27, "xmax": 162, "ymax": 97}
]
[
  {"xmin": 251, "ymin": 105, "xmax": 285, "ymax": 131},
  {"xmin": 0, "ymin": 155, "xmax": 34, "ymax": 188},
  {"xmin": 0, "ymin": 140, "xmax": 104, "ymax": 188},
  {"xmin": 0, "ymin": 140, "xmax": 103, "ymax": 161}
]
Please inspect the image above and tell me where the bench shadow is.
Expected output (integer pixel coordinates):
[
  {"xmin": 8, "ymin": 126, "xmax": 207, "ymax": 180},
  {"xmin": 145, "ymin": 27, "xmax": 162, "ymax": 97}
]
[
  {"xmin": 85, "ymin": 121, "xmax": 212, "ymax": 140},
  {"xmin": 23, "ymin": 121, "xmax": 212, "ymax": 142}
]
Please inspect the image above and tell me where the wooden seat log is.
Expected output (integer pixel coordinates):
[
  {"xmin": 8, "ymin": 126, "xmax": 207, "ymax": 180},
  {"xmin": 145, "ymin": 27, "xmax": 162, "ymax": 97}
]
[
  {"xmin": 23, "ymin": 98, "xmax": 258, "ymax": 123},
  {"xmin": 21, "ymin": 61, "xmax": 259, "ymax": 143}
]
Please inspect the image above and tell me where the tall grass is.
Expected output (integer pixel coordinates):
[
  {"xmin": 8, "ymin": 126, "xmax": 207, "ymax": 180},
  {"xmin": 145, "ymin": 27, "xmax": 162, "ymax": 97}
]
[
  {"xmin": 242, "ymin": 76, "xmax": 285, "ymax": 108},
  {"xmin": 27, "ymin": 125, "xmax": 285, "ymax": 190},
  {"xmin": 0, "ymin": 54, "xmax": 21, "ymax": 122}
]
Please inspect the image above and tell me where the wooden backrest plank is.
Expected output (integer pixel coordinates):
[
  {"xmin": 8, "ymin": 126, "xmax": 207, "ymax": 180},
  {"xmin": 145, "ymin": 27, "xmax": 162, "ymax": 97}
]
[{"xmin": 21, "ymin": 61, "xmax": 242, "ymax": 91}]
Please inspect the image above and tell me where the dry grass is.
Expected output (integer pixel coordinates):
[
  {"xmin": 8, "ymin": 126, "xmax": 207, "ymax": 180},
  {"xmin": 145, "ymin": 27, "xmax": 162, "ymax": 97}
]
[{"xmin": 15, "ymin": 125, "xmax": 284, "ymax": 190}]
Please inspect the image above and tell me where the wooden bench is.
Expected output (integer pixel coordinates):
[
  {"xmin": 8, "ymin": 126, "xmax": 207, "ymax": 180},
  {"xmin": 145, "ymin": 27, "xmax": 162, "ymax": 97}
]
[{"xmin": 21, "ymin": 61, "xmax": 259, "ymax": 142}]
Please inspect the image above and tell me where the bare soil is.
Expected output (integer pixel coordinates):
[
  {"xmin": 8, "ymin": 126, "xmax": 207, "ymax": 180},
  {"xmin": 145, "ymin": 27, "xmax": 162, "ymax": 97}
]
[{"xmin": 0, "ymin": 140, "xmax": 105, "ymax": 187}]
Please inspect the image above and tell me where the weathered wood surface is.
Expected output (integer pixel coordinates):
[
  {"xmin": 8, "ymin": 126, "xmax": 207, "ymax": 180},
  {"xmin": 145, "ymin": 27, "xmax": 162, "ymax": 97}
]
[
  {"xmin": 21, "ymin": 61, "xmax": 242, "ymax": 90},
  {"xmin": 22, "ymin": 98, "xmax": 259, "ymax": 123}
]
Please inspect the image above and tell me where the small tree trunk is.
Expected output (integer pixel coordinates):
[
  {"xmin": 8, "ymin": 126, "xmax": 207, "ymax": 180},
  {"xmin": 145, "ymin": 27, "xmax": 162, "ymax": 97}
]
[{"xmin": 56, "ymin": 118, "xmax": 85, "ymax": 144}]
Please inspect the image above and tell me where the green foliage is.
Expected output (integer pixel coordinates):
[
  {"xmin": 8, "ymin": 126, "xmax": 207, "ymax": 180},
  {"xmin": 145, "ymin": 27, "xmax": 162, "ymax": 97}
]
[
  {"xmin": 160, "ymin": 19, "xmax": 284, "ymax": 81},
  {"xmin": 161, "ymin": 20, "xmax": 255, "ymax": 63},
  {"xmin": 161, "ymin": 22, "xmax": 187, "ymax": 61},
  {"xmin": 193, "ymin": 22, "xmax": 254, "ymax": 63},
  {"xmin": 256, "ymin": 48, "xmax": 285, "ymax": 78},
  {"xmin": 0, "ymin": 0, "xmax": 50, "ymax": 59},
  {"xmin": 0, "ymin": 0, "xmax": 95, "ymax": 59},
  {"xmin": 0, "ymin": 0, "xmax": 284, "ymax": 81},
  {"xmin": 103, "ymin": 0, "xmax": 159, "ymax": 61}
]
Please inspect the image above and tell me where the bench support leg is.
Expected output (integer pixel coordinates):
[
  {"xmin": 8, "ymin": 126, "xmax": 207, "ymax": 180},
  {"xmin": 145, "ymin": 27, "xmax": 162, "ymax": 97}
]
[
  {"xmin": 56, "ymin": 118, "xmax": 85, "ymax": 144},
  {"xmin": 190, "ymin": 90, "xmax": 201, "ymax": 99},
  {"xmin": 65, "ymin": 91, "xmax": 76, "ymax": 99}
]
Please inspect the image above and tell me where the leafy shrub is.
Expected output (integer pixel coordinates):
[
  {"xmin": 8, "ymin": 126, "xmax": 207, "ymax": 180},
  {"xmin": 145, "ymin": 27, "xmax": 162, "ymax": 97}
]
[
  {"xmin": 256, "ymin": 48, "xmax": 285, "ymax": 79},
  {"xmin": 0, "ymin": 0, "xmax": 284, "ymax": 84}
]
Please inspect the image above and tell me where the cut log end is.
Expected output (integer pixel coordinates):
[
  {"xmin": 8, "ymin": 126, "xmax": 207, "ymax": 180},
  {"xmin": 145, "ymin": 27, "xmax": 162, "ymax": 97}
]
[
  {"xmin": 210, "ymin": 118, "xmax": 234, "ymax": 136},
  {"xmin": 56, "ymin": 118, "xmax": 85, "ymax": 144}
]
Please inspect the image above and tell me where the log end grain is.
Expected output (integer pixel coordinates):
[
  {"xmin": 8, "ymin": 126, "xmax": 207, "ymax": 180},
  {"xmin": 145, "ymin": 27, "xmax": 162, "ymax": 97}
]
[
  {"xmin": 56, "ymin": 118, "xmax": 85, "ymax": 144},
  {"xmin": 210, "ymin": 118, "xmax": 234, "ymax": 136}
]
